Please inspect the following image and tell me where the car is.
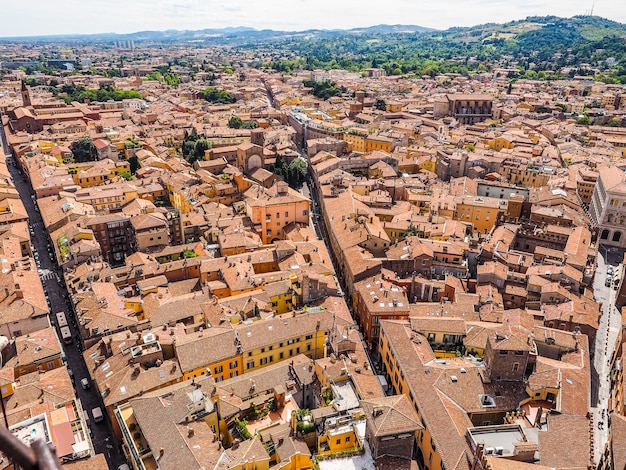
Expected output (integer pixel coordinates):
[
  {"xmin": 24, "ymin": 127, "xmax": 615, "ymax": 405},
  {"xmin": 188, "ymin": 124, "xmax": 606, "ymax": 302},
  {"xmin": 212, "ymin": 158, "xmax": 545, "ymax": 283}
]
[
  {"xmin": 80, "ymin": 378, "xmax": 90, "ymax": 390},
  {"xmin": 92, "ymin": 407, "xmax": 104, "ymax": 423},
  {"xmin": 68, "ymin": 368, "xmax": 74, "ymax": 385},
  {"xmin": 605, "ymin": 278, "xmax": 612, "ymax": 287},
  {"xmin": 118, "ymin": 465, "xmax": 130, "ymax": 470}
]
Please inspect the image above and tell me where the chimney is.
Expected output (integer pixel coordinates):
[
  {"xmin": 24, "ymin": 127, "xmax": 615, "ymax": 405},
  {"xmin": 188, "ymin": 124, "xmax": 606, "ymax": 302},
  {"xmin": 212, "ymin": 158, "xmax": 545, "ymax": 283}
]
[{"xmin": 188, "ymin": 428, "xmax": 195, "ymax": 438}]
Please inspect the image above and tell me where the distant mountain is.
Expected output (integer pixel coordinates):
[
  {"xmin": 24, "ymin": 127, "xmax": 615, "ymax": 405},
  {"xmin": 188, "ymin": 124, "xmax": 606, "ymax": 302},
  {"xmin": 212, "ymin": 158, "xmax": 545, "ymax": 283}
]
[
  {"xmin": 437, "ymin": 15, "xmax": 626, "ymax": 44},
  {"xmin": 346, "ymin": 24, "xmax": 437, "ymax": 34},
  {"xmin": 0, "ymin": 23, "xmax": 435, "ymax": 43}
]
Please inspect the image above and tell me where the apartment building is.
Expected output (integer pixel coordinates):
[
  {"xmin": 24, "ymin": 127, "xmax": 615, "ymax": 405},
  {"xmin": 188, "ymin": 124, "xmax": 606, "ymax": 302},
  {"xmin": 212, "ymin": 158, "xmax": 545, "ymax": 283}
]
[{"xmin": 85, "ymin": 213, "xmax": 135, "ymax": 265}]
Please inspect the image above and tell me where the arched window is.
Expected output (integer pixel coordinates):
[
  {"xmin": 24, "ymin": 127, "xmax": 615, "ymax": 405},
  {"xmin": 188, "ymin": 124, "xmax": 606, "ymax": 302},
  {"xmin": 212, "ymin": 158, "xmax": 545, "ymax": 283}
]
[
  {"xmin": 601, "ymin": 229, "xmax": 610, "ymax": 240},
  {"xmin": 613, "ymin": 231, "xmax": 622, "ymax": 243}
]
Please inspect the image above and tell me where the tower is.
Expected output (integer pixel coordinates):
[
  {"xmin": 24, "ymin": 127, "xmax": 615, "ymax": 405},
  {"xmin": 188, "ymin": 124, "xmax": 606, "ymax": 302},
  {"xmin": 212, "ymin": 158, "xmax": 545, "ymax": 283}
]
[{"xmin": 20, "ymin": 80, "xmax": 32, "ymax": 107}]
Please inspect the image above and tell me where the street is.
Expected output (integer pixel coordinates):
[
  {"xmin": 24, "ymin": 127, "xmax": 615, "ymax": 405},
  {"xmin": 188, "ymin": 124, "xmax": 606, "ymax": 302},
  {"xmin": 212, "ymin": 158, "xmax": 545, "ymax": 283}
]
[
  {"xmin": 590, "ymin": 245, "xmax": 623, "ymax": 464},
  {"xmin": 0, "ymin": 121, "xmax": 127, "ymax": 468}
]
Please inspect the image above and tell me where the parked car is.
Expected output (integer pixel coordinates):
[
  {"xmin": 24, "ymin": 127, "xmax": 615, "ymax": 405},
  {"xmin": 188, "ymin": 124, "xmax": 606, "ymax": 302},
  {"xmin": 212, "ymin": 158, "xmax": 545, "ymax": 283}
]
[
  {"xmin": 80, "ymin": 378, "xmax": 90, "ymax": 390},
  {"xmin": 92, "ymin": 407, "xmax": 104, "ymax": 423}
]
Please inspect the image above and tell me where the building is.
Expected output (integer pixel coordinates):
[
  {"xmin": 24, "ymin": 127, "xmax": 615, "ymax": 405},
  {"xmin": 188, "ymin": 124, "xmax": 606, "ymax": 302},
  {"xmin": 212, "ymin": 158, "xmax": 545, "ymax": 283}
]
[
  {"xmin": 589, "ymin": 165, "xmax": 626, "ymax": 247},
  {"xmin": 433, "ymin": 94, "xmax": 493, "ymax": 124},
  {"xmin": 244, "ymin": 181, "xmax": 310, "ymax": 244},
  {"xmin": 85, "ymin": 214, "xmax": 135, "ymax": 266},
  {"xmin": 361, "ymin": 395, "xmax": 422, "ymax": 462}
]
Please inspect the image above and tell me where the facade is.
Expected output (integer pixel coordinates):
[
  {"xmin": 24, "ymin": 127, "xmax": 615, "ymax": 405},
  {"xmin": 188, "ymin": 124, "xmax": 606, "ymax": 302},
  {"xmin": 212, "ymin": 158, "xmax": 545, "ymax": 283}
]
[
  {"xmin": 590, "ymin": 165, "xmax": 626, "ymax": 247},
  {"xmin": 245, "ymin": 181, "xmax": 310, "ymax": 244},
  {"xmin": 433, "ymin": 94, "xmax": 493, "ymax": 124},
  {"xmin": 85, "ymin": 214, "xmax": 135, "ymax": 266}
]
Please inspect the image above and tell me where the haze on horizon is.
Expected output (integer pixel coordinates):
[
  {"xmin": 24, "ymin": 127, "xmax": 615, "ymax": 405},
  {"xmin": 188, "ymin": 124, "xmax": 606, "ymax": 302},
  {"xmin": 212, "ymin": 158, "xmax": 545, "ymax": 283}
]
[{"xmin": 1, "ymin": 0, "xmax": 624, "ymax": 37}]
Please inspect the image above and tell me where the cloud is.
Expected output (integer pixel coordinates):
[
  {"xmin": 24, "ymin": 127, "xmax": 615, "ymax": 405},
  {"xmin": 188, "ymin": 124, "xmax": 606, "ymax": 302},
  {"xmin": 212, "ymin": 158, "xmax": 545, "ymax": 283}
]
[{"xmin": 0, "ymin": 0, "xmax": 624, "ymax": 36}]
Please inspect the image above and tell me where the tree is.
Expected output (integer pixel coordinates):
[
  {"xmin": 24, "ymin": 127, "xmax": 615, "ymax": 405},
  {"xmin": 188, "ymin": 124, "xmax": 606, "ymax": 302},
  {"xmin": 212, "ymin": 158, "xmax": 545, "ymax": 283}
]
[
  {"xmin": 191, "ymin": 139, "xmax": 210, "ymax": 164},
  {"xmin": 576, "ymin": 115, "xmax": 592, "ymax": 126},
  {"xmin": 374, "ymin": 98, "xmax": 386, "ymax": 111},
  {"xmin": 128, "ymin": 155, "xmax": 141, "ymax": 174},
  {"xmin": 69, "ymin": 137, "xmax": 97, "ymax": 163},
  {"xmin": 204, "ymin": 87, "xmax": 236, "ymax": 104},
  {"xmin": 228, "ymin": 116, "xmax": 243, "ymax": 129},
  {"xmin": 286, "ymin": 158, "xmax": 308, "ymax": 189}
]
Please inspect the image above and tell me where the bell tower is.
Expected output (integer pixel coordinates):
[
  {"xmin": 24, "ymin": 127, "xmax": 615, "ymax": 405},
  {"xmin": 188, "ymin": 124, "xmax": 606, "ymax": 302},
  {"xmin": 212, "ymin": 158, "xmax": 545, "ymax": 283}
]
[{"xmin": 20, "ymin": 80, "xmax": 32, "ymax": 107}]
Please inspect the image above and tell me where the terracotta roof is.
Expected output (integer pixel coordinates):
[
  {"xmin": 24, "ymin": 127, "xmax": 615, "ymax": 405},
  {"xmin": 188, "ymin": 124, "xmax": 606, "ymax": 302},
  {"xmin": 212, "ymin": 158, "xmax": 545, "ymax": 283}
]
[{"xmin": 361, "ymin": 395, "xmax": 423, "ymax": 436}]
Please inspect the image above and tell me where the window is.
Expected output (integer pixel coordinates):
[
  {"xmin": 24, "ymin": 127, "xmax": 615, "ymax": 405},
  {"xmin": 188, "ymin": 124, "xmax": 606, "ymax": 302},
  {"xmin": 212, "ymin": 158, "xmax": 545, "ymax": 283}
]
[
  {"xmin": 229, "ymin": 361, "xmax": 238, "ymax": 369},
  {"xmin": 499, "ymin": 350, "xmax": 508, "ymax": 355},
  {"xmin": 285, "ymin": 212, "xmax": 289, "ymax": 217},
  {"xmin": 346, "ymin": 436, "xmax": 351, "ymax": 442},
  {"xmin": 279, "ymin": 352, "xmax": 284, "ymax": 359},
  {"xmin": 260, "ymin": 357, "xmax": 268, "ymax": 365},
  {"xmin": 214, "ymin": 365, "xmax": 223, "ymax": 374},
  {"xmin": 215, "ymin": 376, "xmax": 223, "ymax": 382},
  {"xmin": 515, "ymin": 350, "xmax": 524, "ymax": 355},
  {"xmin": 305, "ymin": 334, "xmax": 313, "ymax": 340},
  {"xmin": 303, "ymin": 210, "xmax": 308, "ymax": 216},
  {"xmin": 247, "ymin": 360, "xmax": 254, "ymax": 369},
  {"xmin": 513, "ymin": 363, "xmax": 519, "ymax": 372},
  {"xmin": 336, "ymin": 439, "xmax": 341, "ymax": 445}
]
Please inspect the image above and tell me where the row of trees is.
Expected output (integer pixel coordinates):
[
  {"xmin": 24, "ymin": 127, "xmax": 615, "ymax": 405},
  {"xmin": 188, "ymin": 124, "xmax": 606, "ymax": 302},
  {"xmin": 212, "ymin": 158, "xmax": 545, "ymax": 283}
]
[
  {"xmin": 227, "ymin": 116, "xmax": 259, "ymax": 129},
  {"xmin": 50, "ymin": 84, "xmax": 142, "ymax": 104}
]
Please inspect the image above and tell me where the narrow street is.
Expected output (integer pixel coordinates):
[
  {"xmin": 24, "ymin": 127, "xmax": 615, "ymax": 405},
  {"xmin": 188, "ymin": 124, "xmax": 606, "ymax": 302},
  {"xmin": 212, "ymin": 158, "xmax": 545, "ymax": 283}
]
[
  {"xmin": 0, "ymin": 121, "xmax": 127, "ymax": 468},
  {"xmin": 590, "ymin": 245, "xmax": 623, "ymax": 463}
]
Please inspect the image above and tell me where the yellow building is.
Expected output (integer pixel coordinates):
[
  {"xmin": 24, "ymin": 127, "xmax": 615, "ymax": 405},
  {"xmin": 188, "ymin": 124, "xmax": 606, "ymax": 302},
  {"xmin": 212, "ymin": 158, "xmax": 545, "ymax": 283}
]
[
  {"xmin": 12, "ymin": 327, "xmax": 65, "ymax": 379},
  {"xmin": 365, "ymin": 135, "xmax": 393, "ymax": 153},
  {"xmin": 343, "ymin": 130, "xmax": 367, "ymax": 152},
  {"xmin": 482, "ymin": 135, "xmax": 515, "ymax": 151},
  {"xmin": 453, "ymin": 195, "xmax": 507, "ymax": 234},
  {"xmin": 264, "ymin": 279, "xmax": 296, "ymax": 314},
  {"xmin": 175, "ymin": 327, "xmax": 243, "ymax": 382},
  {"xmin": 238, "ymin": 310, "xmax": 333, "ymax": 373},
  {"xmin": 317, "ymin": 418, "xmax": 363, "ymax": 455},
  {"xmin": 378, "ymin": 320, "xmax": 471, "ymax": 470}
]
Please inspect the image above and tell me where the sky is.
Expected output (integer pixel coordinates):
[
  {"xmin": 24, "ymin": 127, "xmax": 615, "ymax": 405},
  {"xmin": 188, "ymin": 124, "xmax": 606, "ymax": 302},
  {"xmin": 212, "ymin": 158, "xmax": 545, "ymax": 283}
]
[{"xmin": 0, "ymin": 0, "xmax": 624, "ymax": 37}]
